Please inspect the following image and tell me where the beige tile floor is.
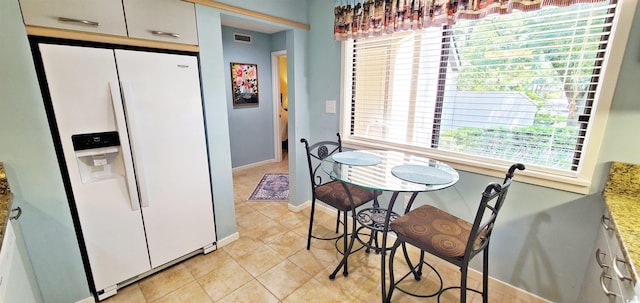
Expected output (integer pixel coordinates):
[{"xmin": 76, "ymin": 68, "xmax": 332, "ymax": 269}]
[{"xmin": 103, "ymin": 155, "xmax": 548, "ymax": 303}]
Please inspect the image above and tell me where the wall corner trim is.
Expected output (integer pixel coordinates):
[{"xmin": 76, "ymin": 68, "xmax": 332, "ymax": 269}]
[
  {"xmin": 184, "ymin": 0, "xmax": 311, "ymax": 30},
  {"xmin": 75, "ymin": 296, "xmax": 96, "ymax": 303}
]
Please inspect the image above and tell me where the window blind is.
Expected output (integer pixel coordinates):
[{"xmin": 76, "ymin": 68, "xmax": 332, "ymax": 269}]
[{"xmin": 348, "ymin": 1, "xmax": 616, "ymax": 172}]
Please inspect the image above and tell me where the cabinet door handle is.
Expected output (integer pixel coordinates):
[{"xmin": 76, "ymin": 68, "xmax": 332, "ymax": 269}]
[
  {"xmin": 596, "ymin": 248, "xmax": 608, "ymax": 268},
  {"xmin": 150, "ymin": 31, "xmax": 180, "ymax": 38},
  {"xmin": 601, "ymin": 215, "xmax": 614, "ymax": 231},
  {"xmin": 613, "ymin": 257, "xmax": 633, "ymax": 282},
  {"xmin": 57, "ymin": 17, "xmax": 100, "ymax": 27},
  {"xmin": 600, "ymin": 272, "xmax": 618, "ymax": 297},
  {"xmin": 9, "ymin": 206, "xmax": 21, "ymax": 221}
]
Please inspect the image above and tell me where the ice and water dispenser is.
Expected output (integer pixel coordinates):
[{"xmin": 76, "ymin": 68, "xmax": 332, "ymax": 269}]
[{"xmin": 72, "ymin": 132, "xmax": 124, "ymax": 183}]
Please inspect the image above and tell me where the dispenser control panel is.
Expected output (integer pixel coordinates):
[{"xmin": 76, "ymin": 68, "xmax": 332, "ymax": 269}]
[{"xmin": 72, "ymin": 132, "xmax": 120, "ymax": 151}]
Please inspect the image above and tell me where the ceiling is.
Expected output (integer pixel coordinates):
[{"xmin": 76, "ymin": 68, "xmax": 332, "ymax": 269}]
[{"xmin": 220, "ymin": 14, "xmax": 287, "ymax": 34}]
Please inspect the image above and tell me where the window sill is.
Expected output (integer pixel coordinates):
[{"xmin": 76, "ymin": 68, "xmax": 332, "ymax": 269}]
[{"xmin": 342, "ymin": 138, "xmax": 592, "ymax": 194}]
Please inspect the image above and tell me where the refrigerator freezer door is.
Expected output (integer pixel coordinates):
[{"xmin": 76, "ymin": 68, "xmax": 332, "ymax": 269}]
[
  {"xmin": 38, "ymin": 44, "xmax": 152, "ymax": 291},
  {"xmin": 115, "ymin": 50, "xmax": 216, "ymax": 267}
]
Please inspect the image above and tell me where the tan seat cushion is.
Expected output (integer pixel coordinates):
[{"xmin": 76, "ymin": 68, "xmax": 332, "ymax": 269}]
[
  {"xmin": 390, "ymin": 205, "xmax": 478, "ymax": 259},
  {"xmin": 315, "ymin": 181, "xmax": 378, "ymax": 211}
]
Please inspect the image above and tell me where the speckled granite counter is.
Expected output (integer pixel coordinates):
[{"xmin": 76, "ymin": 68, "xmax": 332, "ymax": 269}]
[
  {"xmin": 603, "ymin": 162, "xmax": 640, "ymax": 283},
  {"xmin": 0, "ymin": 163, "xmax": 13, "ymax": 252}
]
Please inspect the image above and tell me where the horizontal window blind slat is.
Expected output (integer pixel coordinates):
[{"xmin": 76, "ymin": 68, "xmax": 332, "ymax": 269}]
[{"xmin": 348, "ymin": 1, "xmax": 615, "ymax": 172}]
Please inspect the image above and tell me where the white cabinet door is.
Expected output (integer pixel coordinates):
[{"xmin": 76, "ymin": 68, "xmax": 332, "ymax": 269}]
[
  {"xmin": 3, "ymin": 219, "xmax": 43, "ymax": 303},
  {"xmin": 0, "ymin": 220, "xmax": 16, "ymax": 302},
  {"xmin": 122, "ymin": 0, "xmax": 198, "ymax": 45},
  {"xmin": 18, "ymin": 0, "xmax": 127, "ymax": 36},
  {"xmin": 608, "ymin": 235, "xmax": 637, "ymax": 301},
  {"xmin": 579, "ymin": 212, "xmax": 638, "ymax": 303},
  {"xmin": 577, "ymin": 221, "xmax": 614, "ymax": 303}
]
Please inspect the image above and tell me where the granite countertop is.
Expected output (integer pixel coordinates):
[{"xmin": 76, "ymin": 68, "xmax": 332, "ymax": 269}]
[
  {"xmin": 603, "ymin": 161, "xmax": 640, "ymax": 284},
  {"xmin": 0, "ymin": 163, "xmax": 13, "ymax": 251}
]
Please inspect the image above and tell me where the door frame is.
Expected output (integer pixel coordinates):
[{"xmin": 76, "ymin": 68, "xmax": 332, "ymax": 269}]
[{"xmin": 271, "ymin": 50, "xmax": 287, "ymax": 162}]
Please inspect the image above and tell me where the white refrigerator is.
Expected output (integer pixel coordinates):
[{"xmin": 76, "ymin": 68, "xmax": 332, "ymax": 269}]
[{"xmin": 36, "ymin": 43, "xmax": 216, "ymax": 300}]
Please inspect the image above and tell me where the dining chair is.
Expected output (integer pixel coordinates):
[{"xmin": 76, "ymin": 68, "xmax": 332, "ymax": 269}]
[
  {"xmin": 300, "ymin": 133, "xmax": 381, "ymax": 278},
  {"xmin": 385, "ymin": 163, "xmax": 525, "ymax": 303}
]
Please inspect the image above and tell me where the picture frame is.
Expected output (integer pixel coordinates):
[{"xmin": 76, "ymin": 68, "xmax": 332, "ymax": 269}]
[{"xmin": 230, "ymin": 62, "xmax": 259, "ymax": 106}]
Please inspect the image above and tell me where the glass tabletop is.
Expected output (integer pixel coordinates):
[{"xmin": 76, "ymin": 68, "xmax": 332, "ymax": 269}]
[{"xmin": 322, "ymin": 150, "xmax": 459, "ymax": 192}]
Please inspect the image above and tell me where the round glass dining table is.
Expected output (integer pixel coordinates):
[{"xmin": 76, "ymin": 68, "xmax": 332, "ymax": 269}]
[
  {"xmin": 321, "ymin": 149, "xmax": 460, "ymax": 302},
  {"xmin": 322, "ymin": 149, "xmax": 459, "ymax": 193}
]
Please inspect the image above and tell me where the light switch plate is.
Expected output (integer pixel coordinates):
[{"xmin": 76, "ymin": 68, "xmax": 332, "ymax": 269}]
[{"xmin": 326, "ymin": 100, "xmax": 336, "ymax": 113}]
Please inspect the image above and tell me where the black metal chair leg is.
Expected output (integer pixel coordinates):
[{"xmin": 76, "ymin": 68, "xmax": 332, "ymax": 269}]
[
  {"xmin": 400, "ymin": 242, "xmax": 422, "ymax": 280},
  {"xmin": 307, "ymin": 199, "xmax": 316, "ymax": 250},
  {"xmin": 342, "ymin": 210, "xmax": 349, "ymax": 276},
  {"xmin": 417, "ymin": 250, "xmax": 425, "ymax": 277},
  {"xmin": 386, "ymin": 240, "xmax": 401, "ymax": 303},
  {"xmin": 460, "ymin": 267, "xmax": 468, "ymax": 303},
  {"xmin": 483, "ymin": 246, "xmax": 490, "ymax": 303},
  {"xmin": 335, "ymin": 210, "xmax": 341, "ymax": 233},
  {"xmin": 329, "ymin": 210, "xmax": 357, "ymax": 279}
]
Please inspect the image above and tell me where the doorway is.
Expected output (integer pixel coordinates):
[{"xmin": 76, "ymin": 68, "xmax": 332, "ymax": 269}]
[{"xmin": 272, "ymin": 50, "xmax": 288, "ymax": 162}]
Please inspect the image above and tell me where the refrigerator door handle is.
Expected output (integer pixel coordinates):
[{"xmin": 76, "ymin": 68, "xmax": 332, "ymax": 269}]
[
  {"xmin": 119, "ymin": 82, "xmax": 150, "ymax": 208},
  {"xmin": 109, "ymin": 81, "xmax": 142, "ymax": 211}
]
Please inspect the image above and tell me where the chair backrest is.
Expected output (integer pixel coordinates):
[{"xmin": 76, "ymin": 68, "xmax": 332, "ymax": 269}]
[
  {"xmin": 463, "ymin": 163, "xmax": 525, "ymax": 263},
  {"xmin": 300, "ymin": 133, "xmax": 343, "ymax": 189}
]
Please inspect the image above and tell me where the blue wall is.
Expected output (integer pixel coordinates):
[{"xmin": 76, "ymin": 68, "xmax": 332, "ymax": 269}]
[
  {"xmin": 0, "ymin": 0, "xmax": 90, "ymax": 301},
  {"xmin": 2, "ymin": 0, "xmax": 638, "ymax": 301},
  {"xmin": 210, "ymin": 0, "xmax": 308, "ymax": 25},
  {"xmin": 195, "ymin": 6, "xmax": 238, "ymax": 246},
  {"xmin": 308, "ymin": 0, "xmax": 342, "ymax": 139},
  {"xmin": 195, "ymin": 1, "xmax": 310, "ymax": 246},
  {"xmin": 223, "ymin": 26, "xmax": 276, "ymax": 167},
  {"xmin": 286, "ymin": 27, "xmax": 312, "ymax": 212},
  {"xmin": 598, "ymin": 4, "xmax": 640, "ymax": 165},
  {"xmin": 271, "ymin": 31, "xmax": 287, "ymax": 51}
]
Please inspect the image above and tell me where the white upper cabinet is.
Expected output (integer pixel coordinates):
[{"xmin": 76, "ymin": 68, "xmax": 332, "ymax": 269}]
[
  {"xmin": 18, "ymin": 0, "xmax": 127, "ymax": 36},
  {"xmin": 18, "ymin": 0, "xmax": 198, "ymax": 45},
  {"xmin": 123, "ymin": 0, "xmax": 198, "ymax": 45}
]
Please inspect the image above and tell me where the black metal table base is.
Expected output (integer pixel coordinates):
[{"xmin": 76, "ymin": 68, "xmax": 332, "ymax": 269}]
[
  {"xmin": 357, "ymin": 207, "xmax": 401, "ymax": 232},
  {"xmin": 354, "ymin": 207, "xmax": 401, "ymax": 254}
]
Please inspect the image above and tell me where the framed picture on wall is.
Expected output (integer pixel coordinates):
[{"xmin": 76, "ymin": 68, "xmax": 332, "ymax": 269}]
[{"xmin": 230, "ymin": 62, "xmax": 259, "ymax": 107}]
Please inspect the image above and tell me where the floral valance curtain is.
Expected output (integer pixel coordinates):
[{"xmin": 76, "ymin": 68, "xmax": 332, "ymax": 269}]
[{"xmin": 333, "ymin": 0, "xmax": 606, "ymax": 41}]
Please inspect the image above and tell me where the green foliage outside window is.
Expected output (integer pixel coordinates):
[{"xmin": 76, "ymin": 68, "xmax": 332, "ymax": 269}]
[{"xmin": 437, "ymin": 3, "xmax": 609, "ymax": 170}]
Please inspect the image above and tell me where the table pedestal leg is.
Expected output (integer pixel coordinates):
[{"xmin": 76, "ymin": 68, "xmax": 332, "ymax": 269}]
[{"xmin": 381, "ymin": 191, "xmax": 400, "ymax": 303}]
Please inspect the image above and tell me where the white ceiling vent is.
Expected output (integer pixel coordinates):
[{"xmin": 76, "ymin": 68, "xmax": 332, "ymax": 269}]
[{"xmin": 233, "ymin": 33, "xmax": 252, "ymax": 44}]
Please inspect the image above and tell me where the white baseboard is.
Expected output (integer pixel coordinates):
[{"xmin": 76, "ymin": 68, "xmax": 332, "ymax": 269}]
[
  {"xmin": 288, "ymin": 200, "xmax": 339, "ymax": 215},
  {"xmin": 287, "ymin": 200, "xmax": 310, "ymax": 212},
  {"xmin": 75, "ymin": 296, "xmax": 95, "ymax": 303},
  {"xmin": 232, "ymin": 159, "xmax": 278, "ymax": 172},
  {"xmin": 314, "ymin": 202, "xmax": 339, "ymax": 215},
  {"xmin": 480, "ymin": 274, "xmax": 552, "ymax": 303},
  {"xmin": 216, "ymin": 232, "xmax": 240, "ymax": 248}
]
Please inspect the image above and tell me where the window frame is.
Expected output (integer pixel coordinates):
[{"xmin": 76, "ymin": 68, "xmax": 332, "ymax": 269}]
[{"xmin": 338, "ymin": 0, "xmax": 637, "ymax": 194}]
